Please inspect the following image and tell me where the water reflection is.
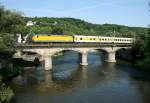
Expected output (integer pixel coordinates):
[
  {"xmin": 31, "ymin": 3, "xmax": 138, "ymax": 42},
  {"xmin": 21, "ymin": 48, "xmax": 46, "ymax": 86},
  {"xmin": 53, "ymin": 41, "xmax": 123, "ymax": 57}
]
[{"xmin": 10, "ymin": 51, "xmax": 150, "ymax": 103}]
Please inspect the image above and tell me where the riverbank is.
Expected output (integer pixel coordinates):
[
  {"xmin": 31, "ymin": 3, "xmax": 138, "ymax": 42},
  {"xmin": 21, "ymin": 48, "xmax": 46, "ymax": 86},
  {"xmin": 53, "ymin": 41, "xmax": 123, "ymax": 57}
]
[{"xmin": 0, "ymin": 57, "xmax": 35, "ymax": 103}]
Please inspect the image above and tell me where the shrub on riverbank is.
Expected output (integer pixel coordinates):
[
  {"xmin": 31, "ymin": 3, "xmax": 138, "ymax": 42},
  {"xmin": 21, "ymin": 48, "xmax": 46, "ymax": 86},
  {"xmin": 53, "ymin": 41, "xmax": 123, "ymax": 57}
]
[
  {"xmin": 0, "ymin": 77, "xmax": 14, "ymax": 103},
  {"xmin": 131, "ymin": 28, "xmax": 150, "ymax": 73},
  {"xmin": 12, "ymin": 58, "xmax": 34, "ymax": 67},
  {"xmin": 0, "ymin": 67, "xmax": 24, "ymax": 81}
]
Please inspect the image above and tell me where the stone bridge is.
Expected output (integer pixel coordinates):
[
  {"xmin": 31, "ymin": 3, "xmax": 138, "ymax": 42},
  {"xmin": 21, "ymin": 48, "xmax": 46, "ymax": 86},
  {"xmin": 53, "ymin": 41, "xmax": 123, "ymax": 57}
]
[{"xmin": 15, "ymin": 45, "xmax": 131, "ymax": 70}]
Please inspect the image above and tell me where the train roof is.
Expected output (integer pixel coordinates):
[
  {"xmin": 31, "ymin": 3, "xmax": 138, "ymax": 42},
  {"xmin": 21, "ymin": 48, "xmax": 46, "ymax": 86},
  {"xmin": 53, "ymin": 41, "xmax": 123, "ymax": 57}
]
[
  {"xmin": 33, "ymin": 34, "xmax": 68, "ymax": 36},
  {"xmin": 32, "ymin": 34, "xmax": 133, "ymax": 39},
  {"xmin": 74, "ymin": 35, "xmax": 133, "ymax": 39}
]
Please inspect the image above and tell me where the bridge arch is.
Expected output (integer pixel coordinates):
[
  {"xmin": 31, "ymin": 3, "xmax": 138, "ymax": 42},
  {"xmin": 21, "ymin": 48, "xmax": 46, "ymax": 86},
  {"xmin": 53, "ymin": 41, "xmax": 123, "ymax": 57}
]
[
  {"xmin": 115, "ymin": 47, "xmax": 132, "ymax": 60},
  {"xmin": 50, "ymin": 48, "xmax": 90, "ymax": 67},
  {"xmin": 50, "ymin": 48, "xmax": 83, "ymax": 56},
  {"xmin": 88, "ymin": 48, "xmax": 108, "ymax": 60}
]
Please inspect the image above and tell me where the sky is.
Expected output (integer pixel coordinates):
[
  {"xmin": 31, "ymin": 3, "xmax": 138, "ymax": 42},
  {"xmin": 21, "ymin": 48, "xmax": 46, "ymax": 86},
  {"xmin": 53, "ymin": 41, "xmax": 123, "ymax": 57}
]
[{"xmin": 1, "ymin": 0, "xmax": 149, "ymax": 27}]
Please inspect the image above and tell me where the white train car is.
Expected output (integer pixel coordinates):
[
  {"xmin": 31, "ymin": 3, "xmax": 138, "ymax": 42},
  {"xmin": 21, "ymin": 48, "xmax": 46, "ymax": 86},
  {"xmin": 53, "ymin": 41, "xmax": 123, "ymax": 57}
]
[
  {"xmin": 74, "ymin": 35, "xmax": 99, "ymax": 43},
  {"xmin": 74, "ymin": 35, "xmax": 134, "ymax": 44},
  {"xmin": 98, "ymin": 36, "xmax": 114, "ymax": 43},
  {"xmin": 113, "ymin": 37, "xmax": 134, "ymax": 44}
]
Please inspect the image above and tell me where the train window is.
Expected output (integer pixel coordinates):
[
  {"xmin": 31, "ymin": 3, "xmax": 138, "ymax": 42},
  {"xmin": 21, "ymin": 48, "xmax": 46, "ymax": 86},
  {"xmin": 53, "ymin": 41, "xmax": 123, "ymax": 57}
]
[
  {"xmin": 93, "ymin": 38, "xmax": 96, "ymax": 40},
  {"xmin": 90, "ymin": 38, "xmax": 92, "ymax": 40},
  {"xmin": 37, "ymin": 36, "xmax": 39, "ymax": 38},
  {"xmin": 80, "ymin": 38, "xmax": 82, "ymax": 40}
]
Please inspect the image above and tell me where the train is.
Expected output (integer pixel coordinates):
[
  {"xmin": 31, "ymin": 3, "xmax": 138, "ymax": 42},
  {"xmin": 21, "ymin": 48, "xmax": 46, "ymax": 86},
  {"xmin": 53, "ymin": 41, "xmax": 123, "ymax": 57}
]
[{"xmin": 31, "ymin": 34, "xmax": 134, "ymax": 44}]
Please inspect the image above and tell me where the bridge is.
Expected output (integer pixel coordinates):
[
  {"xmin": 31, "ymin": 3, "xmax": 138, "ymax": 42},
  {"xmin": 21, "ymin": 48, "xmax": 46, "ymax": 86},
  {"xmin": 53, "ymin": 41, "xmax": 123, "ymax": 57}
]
[
  {"xmin": 15, "ymin": 42, "xmax": 132, "ymax": 70},
  {"xmin": 14, "ymin": 34, "xmax": 133, "ymax": 70}
]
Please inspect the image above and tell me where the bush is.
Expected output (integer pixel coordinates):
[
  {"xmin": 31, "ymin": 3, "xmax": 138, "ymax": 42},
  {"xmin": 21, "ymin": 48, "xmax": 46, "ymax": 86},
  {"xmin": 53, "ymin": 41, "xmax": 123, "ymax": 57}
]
[{"xmin": 0, "ymin": 80, "xmax": 14, "ymax": 103}]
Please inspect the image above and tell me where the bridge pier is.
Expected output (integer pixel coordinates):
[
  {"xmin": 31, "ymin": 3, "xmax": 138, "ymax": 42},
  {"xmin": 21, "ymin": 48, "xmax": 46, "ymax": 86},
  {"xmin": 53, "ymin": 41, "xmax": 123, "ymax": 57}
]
[
  {"xmin": 106, "ymin": 51, "xmax": 116, "ymax": 62},
  {"xmin": 13, "ymin": 51, "xmax": 22, "ymax": 58},
  {"xmin": 80, "ymin": 52, "xmax": 88, "ymax": 66},
  {"xmin": 43, "ymin": 56, "xmax": 52, "ymax": 70}
]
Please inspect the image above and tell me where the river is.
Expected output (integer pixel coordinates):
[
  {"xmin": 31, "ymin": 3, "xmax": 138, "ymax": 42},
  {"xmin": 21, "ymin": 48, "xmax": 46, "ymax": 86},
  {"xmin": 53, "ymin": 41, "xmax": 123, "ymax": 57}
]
[{"xmin": 10, "ymin": 51, "xmax": 150, "ymax": 103}]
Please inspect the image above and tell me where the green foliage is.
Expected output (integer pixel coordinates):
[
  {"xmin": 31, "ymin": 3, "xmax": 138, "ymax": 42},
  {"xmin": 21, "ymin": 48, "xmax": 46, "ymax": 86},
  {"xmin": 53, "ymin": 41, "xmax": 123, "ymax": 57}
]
[
  {"xmin": 30, "ymin": 26, "xmax": 52, "ymax": 34},
  {"xmin": 12, "ymin": 58, "xmax": 34, "ymax": 67},
  {"xmin": 0, "ymin": 67, "xmax": 24, "ymax": 80},
  {"xmin": 0, "ymin": 33, "xmax": 15, "ymax": 54},
  {"xmin": 0, "ymin": 80, "xmax": 14, "ymax": 103},
  {"xmin": 15, "ymin": 25, "xmax": 29, "ymax": 35},
  {"xmin": 51, "ymin": 27, "xmax": 63, "ymax": 34},
  {"xmin": 131, "ymin": 27, "xmax": 150, "ymax": 72},
  {"xmin": 0, "ymin": 6, "xmax": 25, "ymax": 33},
  {"xmin": 0, "ymin": 4, "xmax": 26, "ymax": 60}
]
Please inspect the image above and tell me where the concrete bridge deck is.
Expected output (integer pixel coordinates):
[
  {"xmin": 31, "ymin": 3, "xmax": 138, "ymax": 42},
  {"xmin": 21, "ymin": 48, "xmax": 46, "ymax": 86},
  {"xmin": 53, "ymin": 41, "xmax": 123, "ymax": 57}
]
[{"xmin": 16, "ymin": 43, "xmax": 132, "ymax": 48}]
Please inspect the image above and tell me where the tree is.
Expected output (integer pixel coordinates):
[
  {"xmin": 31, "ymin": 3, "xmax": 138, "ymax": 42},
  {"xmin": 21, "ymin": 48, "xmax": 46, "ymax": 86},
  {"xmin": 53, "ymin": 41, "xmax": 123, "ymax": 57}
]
[{"xmin": 51, "ymin": 27, "xmax": 63, "ymax": 34}]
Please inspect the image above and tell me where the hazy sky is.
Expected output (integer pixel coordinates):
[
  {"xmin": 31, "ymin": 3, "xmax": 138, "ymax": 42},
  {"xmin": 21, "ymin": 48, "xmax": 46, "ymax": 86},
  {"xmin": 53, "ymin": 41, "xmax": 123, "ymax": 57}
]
[{"xmin": 1, "ymin": 0, "xmax": 149, "ymax": 27}]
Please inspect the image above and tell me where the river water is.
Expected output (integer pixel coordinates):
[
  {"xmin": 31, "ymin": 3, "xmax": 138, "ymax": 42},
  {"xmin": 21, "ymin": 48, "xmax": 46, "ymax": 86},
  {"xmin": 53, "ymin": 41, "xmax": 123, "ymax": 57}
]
[{"xmin": 10, "ymin": 51, "xmax": 150, "ymax": 103}]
